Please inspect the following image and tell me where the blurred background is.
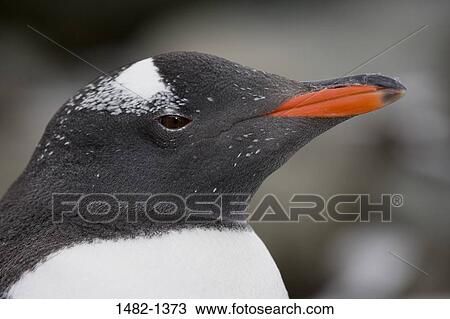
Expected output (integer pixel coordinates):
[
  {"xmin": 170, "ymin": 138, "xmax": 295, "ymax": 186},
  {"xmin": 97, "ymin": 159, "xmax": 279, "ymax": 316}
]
[{"xmin": 1, "ymin": 0, "xmax": 449, "ymax": 298}]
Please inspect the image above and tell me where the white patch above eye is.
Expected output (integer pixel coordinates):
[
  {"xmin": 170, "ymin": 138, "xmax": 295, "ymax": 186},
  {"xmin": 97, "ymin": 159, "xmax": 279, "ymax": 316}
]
[
  {"xmin": 115, "ymin": 58, "xmax": 169, "ymax": 99},
  {"xmin": 68, "ymin": 57, "xmax": 188, "ymax": 116}
]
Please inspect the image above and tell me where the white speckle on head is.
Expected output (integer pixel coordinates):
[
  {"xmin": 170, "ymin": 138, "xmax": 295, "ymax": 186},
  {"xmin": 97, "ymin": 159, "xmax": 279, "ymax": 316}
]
[
  {"xmin": 71, "ymin": 58, "xmax": 187, "ymax": 116},
  {"xmin": 115, "ymin": 58, "xmax": 169, "ymax": 99},
  {"xmin": 212, "ymin": 187, "xmax": 217, "ymax": 193}
]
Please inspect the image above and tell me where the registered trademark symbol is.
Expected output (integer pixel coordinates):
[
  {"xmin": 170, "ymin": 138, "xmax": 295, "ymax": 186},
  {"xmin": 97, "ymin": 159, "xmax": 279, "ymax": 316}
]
[{"xmin": 391, "ymin": 194, "xmax": 403, "ymax": 207}]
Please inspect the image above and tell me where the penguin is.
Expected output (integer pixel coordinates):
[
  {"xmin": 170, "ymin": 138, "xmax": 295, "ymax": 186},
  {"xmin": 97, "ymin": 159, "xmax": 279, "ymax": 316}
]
[{"xmin": 0, "ymin": 52, "xmax": 405, "ymax": 298}]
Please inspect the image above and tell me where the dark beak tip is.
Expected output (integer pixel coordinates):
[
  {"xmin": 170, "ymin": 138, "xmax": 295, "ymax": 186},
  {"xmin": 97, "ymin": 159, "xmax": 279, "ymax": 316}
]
[
  {"xmin": 365, "ymin": 74, "xmax": 407, "ymax": 92},
  {"xmin": 381, "ymin": 90, "xmax": 404, "ymax": 106}
]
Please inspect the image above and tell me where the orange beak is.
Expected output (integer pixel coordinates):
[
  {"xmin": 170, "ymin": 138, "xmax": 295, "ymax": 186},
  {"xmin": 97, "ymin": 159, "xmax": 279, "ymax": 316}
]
[{"xmin": 269, "ymin": 76, "xmax": 406, "ymax": 118}]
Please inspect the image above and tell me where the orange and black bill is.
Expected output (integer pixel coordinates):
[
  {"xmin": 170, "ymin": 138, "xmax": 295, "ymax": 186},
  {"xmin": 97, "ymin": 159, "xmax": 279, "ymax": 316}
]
[{"xmin": 269, "ymin": 75, "xmax": 406, "ymax": 118}]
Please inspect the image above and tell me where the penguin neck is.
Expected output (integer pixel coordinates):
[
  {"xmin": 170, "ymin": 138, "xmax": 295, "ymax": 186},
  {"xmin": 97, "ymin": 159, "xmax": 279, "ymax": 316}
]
[{"xmin": 2, "ymin": 155, "xmax": 253, "ymax": 240}]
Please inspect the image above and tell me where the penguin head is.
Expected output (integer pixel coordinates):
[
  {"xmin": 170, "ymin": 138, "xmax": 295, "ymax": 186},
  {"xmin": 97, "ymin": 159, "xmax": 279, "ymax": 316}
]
[{"xmin": 34, "ymin": 52, "xmax": 405, "ymax": 197}]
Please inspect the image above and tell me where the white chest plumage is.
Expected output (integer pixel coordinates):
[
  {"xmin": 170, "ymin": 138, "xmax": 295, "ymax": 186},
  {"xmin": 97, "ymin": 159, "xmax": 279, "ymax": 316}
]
[{"xmin": 7, "ymin": 228, "xmax": 288, "ymax": 298}]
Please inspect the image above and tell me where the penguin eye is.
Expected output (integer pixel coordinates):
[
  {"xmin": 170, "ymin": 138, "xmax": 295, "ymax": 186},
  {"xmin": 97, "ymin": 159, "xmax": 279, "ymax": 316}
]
[{"xmin": 157, "ymin": 115, "xmax": 191, "ymax": 130}]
